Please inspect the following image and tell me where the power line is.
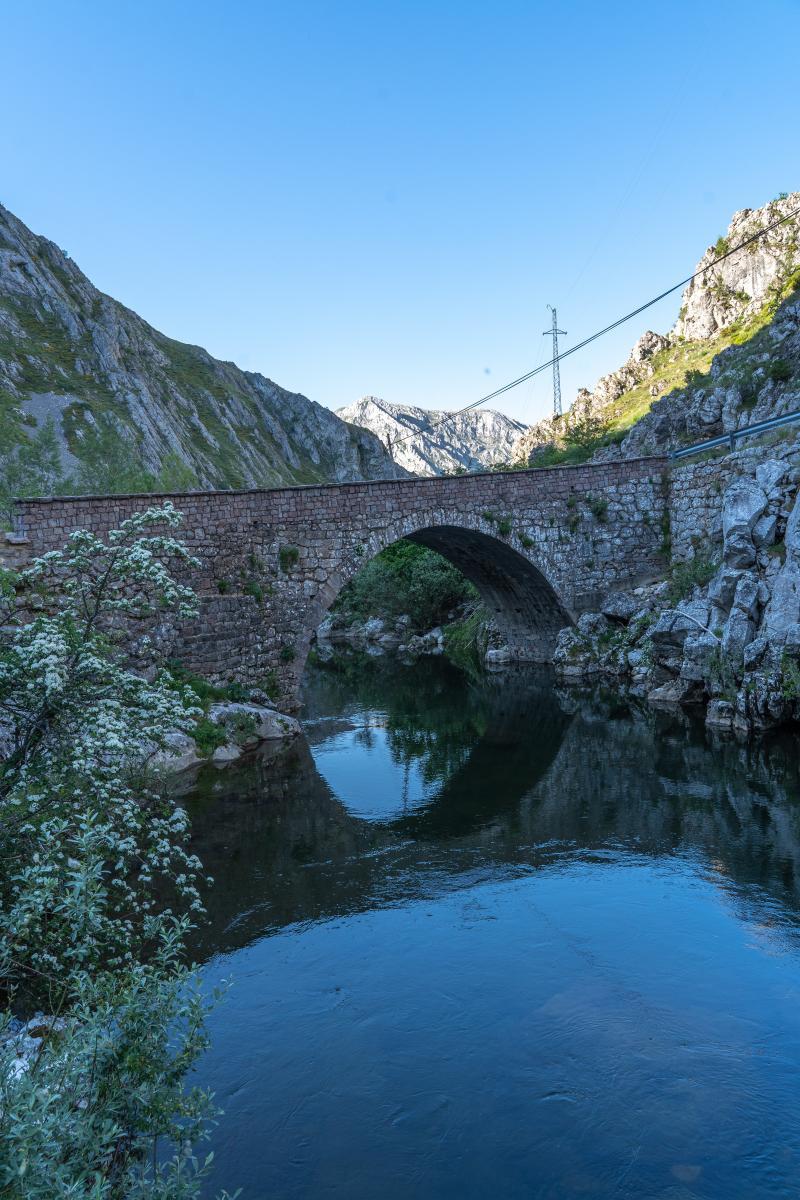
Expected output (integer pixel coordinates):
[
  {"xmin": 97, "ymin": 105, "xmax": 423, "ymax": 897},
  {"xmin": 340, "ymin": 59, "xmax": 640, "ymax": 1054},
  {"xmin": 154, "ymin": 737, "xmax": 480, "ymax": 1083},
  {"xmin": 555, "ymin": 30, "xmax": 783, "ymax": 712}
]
[{"xmin": 389, "ymin": 200, "xmax": 800, "ymax": 451}]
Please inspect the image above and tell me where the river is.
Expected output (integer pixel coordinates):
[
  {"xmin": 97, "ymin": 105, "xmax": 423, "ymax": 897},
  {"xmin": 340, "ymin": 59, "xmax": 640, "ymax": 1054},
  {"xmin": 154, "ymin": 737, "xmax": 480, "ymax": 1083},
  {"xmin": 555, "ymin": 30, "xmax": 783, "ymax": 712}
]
[{"xmin": 186, "ymin": 655, "xmax": 800, "ymax": 1199}]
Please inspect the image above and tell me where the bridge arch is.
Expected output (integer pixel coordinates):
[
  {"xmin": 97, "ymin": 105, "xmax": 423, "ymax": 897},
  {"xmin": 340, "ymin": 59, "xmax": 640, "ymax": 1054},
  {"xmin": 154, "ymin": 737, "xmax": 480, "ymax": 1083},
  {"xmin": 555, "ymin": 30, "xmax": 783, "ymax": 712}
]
[
  {"xmin": 11, "ymin": 456, "xmax": 669, "ymax": 706},
  {"xmin": 295, "ymin": 513, "xmax": 575, "ymax": 690}
]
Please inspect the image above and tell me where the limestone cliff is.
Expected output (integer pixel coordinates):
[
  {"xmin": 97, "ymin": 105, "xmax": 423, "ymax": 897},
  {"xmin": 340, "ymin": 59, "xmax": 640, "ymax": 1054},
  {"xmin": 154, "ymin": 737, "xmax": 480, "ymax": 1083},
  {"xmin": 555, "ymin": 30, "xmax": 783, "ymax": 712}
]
[
  {"xmin": 0, "ymin": 203, "xmax": 404, "ymax": 492},
  {"xmin": 336, "ymin": 395, "xmax": 527, "ymax": 476},
  {"xmin": 513, "ymin": 192, "xmax": 800, "ymax": 466}
]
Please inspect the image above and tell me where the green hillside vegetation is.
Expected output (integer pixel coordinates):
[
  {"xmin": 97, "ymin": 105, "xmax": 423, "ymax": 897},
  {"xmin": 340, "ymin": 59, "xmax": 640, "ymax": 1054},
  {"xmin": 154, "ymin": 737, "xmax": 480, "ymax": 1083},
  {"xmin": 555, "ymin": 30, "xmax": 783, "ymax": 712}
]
[{"xmin": 529, "ymin": 266, "xmax": 800, "ymax": 468}]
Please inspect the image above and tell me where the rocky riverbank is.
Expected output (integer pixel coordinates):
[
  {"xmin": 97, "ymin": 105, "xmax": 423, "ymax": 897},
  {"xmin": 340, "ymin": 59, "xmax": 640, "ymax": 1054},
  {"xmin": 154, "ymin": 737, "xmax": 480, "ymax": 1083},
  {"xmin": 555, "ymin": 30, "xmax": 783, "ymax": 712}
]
[
  {"xmin": 552, "ymin": 445, "xmax": 800, "ymax": 735},
  {"xmin": 155, "ymin": 700, "xmax": 301, "ymax": 776}
]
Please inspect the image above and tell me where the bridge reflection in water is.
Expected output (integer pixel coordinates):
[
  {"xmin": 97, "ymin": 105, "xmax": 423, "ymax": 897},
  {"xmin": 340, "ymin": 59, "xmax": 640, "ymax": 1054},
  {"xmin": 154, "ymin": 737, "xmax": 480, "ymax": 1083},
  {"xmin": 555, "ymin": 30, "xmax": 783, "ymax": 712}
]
[
  {"xmin": 185, "ymin": 658, "xmax": 800, "ymax": 964},
  {"xmin": 187, "ymin": 657, "xmax": 800, "ymax": 1200}
]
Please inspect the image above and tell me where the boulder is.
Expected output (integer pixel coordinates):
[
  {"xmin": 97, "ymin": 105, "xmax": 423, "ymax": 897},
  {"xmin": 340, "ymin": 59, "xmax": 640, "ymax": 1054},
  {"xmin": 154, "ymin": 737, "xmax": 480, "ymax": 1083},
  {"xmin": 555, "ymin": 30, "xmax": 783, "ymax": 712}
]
[
  {"xmin": 650, "ymin": 603, "xmax": 711, "ymax": 653},
  {"xmin": 552, "ymin": 627, "xmax": 600, "ymax": 676},
  {"xmin": 785, "ymin": 497, "xmax": 800, "ymax": 564},
  {"xmin": 743, "ymin": 637, "xmax": 768, "ymax": 670},
  {"xmin": 486, "ymin": 646, "xmax": 511, "ymax": 667},
  {"xmin": 721, "ymin": 607, "xmax": 755, "ymax": 663},
  {"xmin": 752, "ymin": 513, "xmax": 777, "ymax": 547},
  {"xmin": 363, "ymin": 617, "xmax": 386, "ymax": 640},
  {"xmin": 647, "ymin": 677, "xmax": 697, "ymax": 707},
  {"xmin": 680, "ymin": 632, "xmax": 718, "ymax": 681},
  {"xmin": 601, "ymin": 591, "xmax": 638, "ymax": 623},
  {"xmin": 708, "ymin": 565, "xmax": 743, "ymax": 610},
  {"xmin": 755, "ymin": 459, "xmax": 787, "ymax": 493},
  {"xmin": 150, "ymin": 730, "xmax": 202, "ymax": 774},
  {"xmin": 706, "ymin": 699, "xmax": 737, "ymax": 731},
  {"xmin": 577, "ymin": 611, "xmax": 609, "ymax": 638},
  {"xmin": 721, "ymin": 478, "xmax": 767, "ymax": 568},
  {"xmin": 731, "ymin": 573, "xmax": 760, "ymax": 619},
  {"xmin": 212, "ymin": 743, "xmax": 242, "ymax": 764},
  {"xmin": 761, "ymin": 561, "xmax": 800, "ymax": 646},
  {"xmin": 207, "ymin": 702, "xmax": 301, "ymax": 743}
]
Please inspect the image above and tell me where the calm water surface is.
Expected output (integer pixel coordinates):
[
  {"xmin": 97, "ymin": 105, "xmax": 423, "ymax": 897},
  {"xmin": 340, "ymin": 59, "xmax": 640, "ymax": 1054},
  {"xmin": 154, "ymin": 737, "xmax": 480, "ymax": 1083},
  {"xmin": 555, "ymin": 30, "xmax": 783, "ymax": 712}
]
[{"xmin": 187, "ymin": 657, "xmax": 800, "ymax": 1199}]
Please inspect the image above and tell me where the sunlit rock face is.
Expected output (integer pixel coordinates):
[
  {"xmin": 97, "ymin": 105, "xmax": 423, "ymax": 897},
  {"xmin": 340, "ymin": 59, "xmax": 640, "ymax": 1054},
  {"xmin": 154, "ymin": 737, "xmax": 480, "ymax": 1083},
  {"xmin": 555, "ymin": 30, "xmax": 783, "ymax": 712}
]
[{"xmin": 337, "ymin": 396, "xmax": 528, "ymax": 476}]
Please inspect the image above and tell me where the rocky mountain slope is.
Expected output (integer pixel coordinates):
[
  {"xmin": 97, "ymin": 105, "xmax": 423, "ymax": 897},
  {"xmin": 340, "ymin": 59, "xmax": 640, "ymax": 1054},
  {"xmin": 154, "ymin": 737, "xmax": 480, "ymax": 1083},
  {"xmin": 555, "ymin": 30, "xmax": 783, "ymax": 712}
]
[
  {"xmin": 513, "ymin": 192, "xmax": 800, "ymax": 467},
  {"xmin": 337, "ymin": 395, "xmax": 527, "ymax": 476},
  {"xmin": 0, "ymin": 202, "xmax": 403, "ymax": 495}
]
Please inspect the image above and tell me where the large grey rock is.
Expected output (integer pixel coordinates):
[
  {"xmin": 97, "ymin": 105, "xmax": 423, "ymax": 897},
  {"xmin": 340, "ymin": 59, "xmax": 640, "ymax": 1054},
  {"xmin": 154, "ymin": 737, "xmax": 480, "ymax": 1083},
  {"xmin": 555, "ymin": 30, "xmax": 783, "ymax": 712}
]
[
  {"xmin": 731, "ymin": 573, "xmax": 760, "ymax": 619},
  {"xmin": 784, "ymin": 497, "xmax": 800, "ymax": 564},
  {"xmin": 722, "ymin": 478, "xmax": 767, "ymax": 568},
  {"xmin": 647, "ymin": 677, "xmax": 697, "ymax": 707},
  {"xmin": 708, "ymin": 565, "xmax": 743, "ymax": 610},
  {"xmin": 150, "ymin": 730, "xmax": 202, "ymax": 774},
  {"xmin": 706, "ymin": 699, "xmax": 737, "ymax": 730},
  {"xmin": 553, "ymin": 627, "xmax": 600, "ymax": 676},
  {"xmin": 208, "ymin": 702, "xmax": 301, "ymax": 744},
  {"xmin": 577, "ymin": 611, "xmax": 609, "ymax": 638},
  {"xmin": 721, "ymin": 607, "xmax": 755, "ymax": 663},
  {"xmin": 743, "ymin": 637, "xmax": 768, "ymax": 670},
  {"xmin": 650, "ymin": 603, "xmax": 711, "ymax": 652},
  {"xmin": 752, "ymin": 513, "xmax": 777, "ymax": 547},
  {"xmin": 761, "ymin": 562, "xmax": 800, "ymax": 646},
  {"xmin": 601, "ymin": 591, "xmax": 638, "ymax": 623},
  {"xmin": 755, "ymin": 460, "xmax": 787, "ymax": 493},
  {"xmin": 680, "ymin": 632, "xmax": 718, "ymax": 681}
]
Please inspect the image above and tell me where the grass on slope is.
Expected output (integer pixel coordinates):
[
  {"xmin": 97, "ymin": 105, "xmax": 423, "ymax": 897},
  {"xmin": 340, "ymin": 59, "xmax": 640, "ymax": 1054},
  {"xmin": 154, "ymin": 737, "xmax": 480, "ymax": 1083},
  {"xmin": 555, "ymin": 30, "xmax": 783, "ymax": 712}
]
[{"xmin": 531, "ymin": 267, "xmax": 800, "ymax": 467}]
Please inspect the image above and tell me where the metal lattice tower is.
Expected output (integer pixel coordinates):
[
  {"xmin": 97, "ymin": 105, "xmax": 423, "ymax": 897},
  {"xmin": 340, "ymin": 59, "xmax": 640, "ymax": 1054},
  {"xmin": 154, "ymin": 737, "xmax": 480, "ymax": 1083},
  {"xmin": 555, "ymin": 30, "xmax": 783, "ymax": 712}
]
[{"xmin": 543, "ymin": 305, "xmax": 567, "ymax": 418}]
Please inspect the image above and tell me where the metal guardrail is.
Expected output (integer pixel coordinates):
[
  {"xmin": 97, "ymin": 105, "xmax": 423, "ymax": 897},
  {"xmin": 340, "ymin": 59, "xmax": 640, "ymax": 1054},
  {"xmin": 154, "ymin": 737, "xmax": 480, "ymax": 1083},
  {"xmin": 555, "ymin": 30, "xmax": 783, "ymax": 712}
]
[{"xmin": 670, "ymin": 408, "xmax": 800, "ymax": 461}]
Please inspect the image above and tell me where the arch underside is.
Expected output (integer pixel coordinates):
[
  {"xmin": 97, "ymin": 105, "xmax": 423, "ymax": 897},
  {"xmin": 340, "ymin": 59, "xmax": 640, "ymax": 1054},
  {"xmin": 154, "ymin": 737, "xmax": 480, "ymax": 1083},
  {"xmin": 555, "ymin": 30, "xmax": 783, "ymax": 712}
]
[{"xmin": 407, "ymin": 525, "xmax": 572, "ymax": 660}]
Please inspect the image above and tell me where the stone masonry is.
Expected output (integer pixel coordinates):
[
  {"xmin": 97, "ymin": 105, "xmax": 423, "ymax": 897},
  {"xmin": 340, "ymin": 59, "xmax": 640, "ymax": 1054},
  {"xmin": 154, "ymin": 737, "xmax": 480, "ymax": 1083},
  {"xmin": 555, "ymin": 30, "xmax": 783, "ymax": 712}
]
[{"xmin": 11, "ymin": 458, "xmax": 669, "ymax": 706}]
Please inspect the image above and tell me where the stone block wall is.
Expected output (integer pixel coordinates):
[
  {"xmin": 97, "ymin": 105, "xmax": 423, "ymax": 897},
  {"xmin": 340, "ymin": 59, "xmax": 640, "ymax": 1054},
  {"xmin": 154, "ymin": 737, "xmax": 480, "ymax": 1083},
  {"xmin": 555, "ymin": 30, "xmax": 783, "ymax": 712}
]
[{"xmin": 12, "ymin": 457, "xmax": 670, "ymax": 705}]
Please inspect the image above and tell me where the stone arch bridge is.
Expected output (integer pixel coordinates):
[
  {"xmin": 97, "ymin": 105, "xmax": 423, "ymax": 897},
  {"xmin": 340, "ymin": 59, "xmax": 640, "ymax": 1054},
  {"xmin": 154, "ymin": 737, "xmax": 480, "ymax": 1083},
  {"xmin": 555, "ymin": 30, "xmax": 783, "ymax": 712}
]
[{"xmin": 11, "ymin": 457, "xmax": 668, "ymax": 706}]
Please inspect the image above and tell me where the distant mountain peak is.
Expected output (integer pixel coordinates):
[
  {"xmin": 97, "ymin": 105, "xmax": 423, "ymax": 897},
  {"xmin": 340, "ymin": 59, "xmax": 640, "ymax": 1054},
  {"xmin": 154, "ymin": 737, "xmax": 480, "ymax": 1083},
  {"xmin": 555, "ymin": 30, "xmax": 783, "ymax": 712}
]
[{"xmin": 337, "ymin": 395, "xmax": 528, "ymax": 476}]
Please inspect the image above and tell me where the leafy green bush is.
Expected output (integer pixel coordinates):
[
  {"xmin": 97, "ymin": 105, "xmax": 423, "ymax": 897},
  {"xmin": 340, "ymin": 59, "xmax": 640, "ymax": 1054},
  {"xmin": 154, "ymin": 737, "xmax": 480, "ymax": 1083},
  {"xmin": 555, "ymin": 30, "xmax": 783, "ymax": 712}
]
[
  {"xmin": 0, "ymin": 504, "xmax": 230, "ymax": 1197},
  {"xmin": 666, "ymin": 553, "xmax": 718, "ymax": 603},
  {"xmin": 769, "ymin": 358, "xmax": 793, "ymax": 383},
  {"xmin": 333, "ymin": 539, "xmax": 475, "ymax": 631},
  {"xmin": 279, "ymin": 545, "xmax": 299, "ymax": 572},
  {"xmin": 443, "ymin": 606, "xmax": 488, "ymax": 678},
  {"xmin": 587, "ymin": 495, "xmax": 608, "ymax": 522}
]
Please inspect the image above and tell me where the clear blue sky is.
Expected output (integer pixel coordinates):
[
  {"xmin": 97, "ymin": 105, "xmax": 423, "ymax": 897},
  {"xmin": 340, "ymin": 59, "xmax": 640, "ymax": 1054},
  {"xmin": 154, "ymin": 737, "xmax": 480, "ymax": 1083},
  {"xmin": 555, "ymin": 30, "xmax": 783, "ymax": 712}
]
[{"xmin": 2, "ymin": 0, "xmax": 798, "ymax": 424}]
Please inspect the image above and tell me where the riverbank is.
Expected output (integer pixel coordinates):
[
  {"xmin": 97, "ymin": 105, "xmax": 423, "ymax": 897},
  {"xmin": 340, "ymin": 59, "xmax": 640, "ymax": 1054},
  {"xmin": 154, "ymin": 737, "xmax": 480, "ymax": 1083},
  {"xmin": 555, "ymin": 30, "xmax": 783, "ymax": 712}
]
[{"xmin": 553, "ymin": 445, "xmax": 800, "ymax": 736}]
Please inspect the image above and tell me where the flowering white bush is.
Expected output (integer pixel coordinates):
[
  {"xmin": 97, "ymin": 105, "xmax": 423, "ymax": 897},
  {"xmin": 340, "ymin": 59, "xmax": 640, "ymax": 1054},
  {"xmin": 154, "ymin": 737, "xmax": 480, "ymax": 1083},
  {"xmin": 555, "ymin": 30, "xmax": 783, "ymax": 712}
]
[{"xmin": 0, "ymin": 505, "xmax": 233, "ymax": 1198}]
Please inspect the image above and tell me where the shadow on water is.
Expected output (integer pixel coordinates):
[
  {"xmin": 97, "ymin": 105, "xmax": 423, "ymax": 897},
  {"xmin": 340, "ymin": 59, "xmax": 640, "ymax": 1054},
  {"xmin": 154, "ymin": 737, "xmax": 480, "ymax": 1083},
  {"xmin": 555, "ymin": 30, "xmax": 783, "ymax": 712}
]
[{"xmin": 185, "ymin": 654, "xmax": 800, "ymax": 962}]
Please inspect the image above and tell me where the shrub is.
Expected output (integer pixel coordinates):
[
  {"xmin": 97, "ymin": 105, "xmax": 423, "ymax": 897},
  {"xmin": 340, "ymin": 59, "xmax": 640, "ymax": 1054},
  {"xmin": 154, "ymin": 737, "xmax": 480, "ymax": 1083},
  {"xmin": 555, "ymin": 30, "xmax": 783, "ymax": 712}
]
[
  {"xmin": 666, "ymin": 553, "xmax": 718, "ymax": 603},
  {"xmin": 587, "ymin": 495, "xmax": 608, "ymax": 522},
  {"xmin": 0, "ymin": 504, "xmax": 228, "ymax": 1196},
  {"xmin": 332, "ymin": 539, "xmax": 475, "ymax": 631},
  {"xmin": 769, "ymin": 358, "xmax": 793, "ymax": 384},
  {"xmin": 496, "ymin": 515, "xmax": 512, "ymax": 537},
  {"xmin": 279, "ymin": 545, "xmax": 299, "ymax": 572}
]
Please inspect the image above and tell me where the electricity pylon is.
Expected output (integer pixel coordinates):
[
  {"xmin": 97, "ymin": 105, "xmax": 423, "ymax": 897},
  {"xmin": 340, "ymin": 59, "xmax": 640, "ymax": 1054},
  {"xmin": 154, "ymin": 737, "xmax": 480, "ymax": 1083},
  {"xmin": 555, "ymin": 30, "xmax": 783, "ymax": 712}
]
[{"xmin": 543, "ymin": 305, "xmax": 567, "ymax": 418}]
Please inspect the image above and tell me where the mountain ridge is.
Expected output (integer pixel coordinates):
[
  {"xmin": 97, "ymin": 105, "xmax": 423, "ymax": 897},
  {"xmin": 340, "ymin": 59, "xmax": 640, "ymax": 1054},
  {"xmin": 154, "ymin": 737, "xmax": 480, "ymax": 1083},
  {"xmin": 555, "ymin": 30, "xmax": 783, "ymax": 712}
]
[
  {"xmin": 336, "ymin": 395, "xmax": 527, "ymax": 476},
  {"xmin": 0, "ymin": 202, "xmax": 404, "ymax": 497}
]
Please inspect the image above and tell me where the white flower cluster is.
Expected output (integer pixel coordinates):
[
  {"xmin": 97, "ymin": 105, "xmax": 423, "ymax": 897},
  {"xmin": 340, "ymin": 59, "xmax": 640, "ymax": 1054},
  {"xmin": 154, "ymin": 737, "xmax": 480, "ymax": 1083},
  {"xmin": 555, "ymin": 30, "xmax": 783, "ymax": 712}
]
[{"xmin": 0, "ymin": 505, "xmax": 225, "ymax": 1197}]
